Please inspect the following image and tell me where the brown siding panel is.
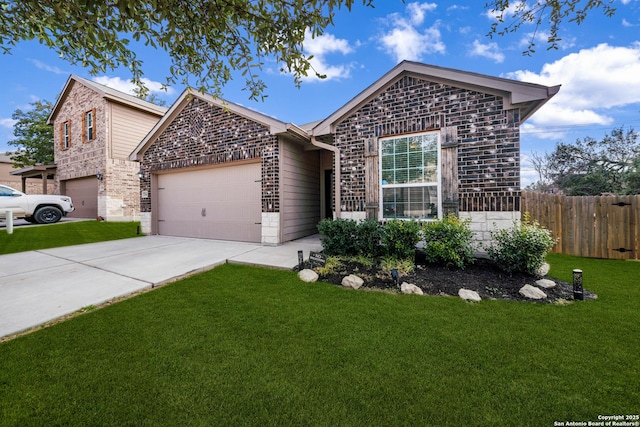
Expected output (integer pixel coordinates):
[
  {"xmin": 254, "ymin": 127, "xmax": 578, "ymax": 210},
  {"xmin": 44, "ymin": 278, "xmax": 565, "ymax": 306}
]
[{"xmin": 281, "ymin": 142, "xmax": 320, "ymax": 242}]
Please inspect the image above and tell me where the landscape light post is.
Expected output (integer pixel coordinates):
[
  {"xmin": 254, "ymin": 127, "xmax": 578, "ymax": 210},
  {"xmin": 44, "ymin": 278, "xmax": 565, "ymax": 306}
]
[{"xmin": 573, "ymin": 269, "xmax": 584, "ymax": 300}]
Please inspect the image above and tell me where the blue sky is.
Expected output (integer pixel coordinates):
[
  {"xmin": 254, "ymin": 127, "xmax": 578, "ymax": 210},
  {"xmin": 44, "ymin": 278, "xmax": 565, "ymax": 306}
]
[{"xmin": 2, "ymin": 1, "xmax": 640, "ymax": 187}]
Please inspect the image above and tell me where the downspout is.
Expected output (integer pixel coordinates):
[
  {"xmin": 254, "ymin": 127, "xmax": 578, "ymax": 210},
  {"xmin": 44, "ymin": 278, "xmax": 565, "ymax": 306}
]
[{"xmin": 311, "ymin": 136, "xmax": 341, "ymax": 219}]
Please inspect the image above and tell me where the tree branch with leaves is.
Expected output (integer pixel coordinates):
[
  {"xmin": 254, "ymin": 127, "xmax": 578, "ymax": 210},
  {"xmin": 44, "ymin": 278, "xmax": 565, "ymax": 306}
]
[
  {"xmin": 486, "ymin": 0, "xmax": 616, "ymax": 55},
  {"xmin": 1, "ymin": 0, "xmax": 373, "ymax": 100}
]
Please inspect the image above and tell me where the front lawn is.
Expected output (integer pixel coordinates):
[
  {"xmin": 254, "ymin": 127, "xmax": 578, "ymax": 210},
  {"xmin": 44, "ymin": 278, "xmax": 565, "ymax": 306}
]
[
  {"xmin": 0, "ymin": 254, "xmax": 638, "ymax": 426},
  {"xmin": 0, "ymin": 221, "xmax": 142, "ymax": 255}
]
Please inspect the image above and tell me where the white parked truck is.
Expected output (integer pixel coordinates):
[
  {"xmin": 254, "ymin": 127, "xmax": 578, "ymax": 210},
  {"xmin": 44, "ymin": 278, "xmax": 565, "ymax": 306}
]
[{"xmin": 0, "ymin": 184, "xmax": 74, "ymax": 224}]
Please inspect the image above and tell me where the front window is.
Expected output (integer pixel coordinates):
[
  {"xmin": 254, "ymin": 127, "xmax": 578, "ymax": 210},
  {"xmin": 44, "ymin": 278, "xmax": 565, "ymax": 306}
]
[
  {"xmin": 84, "ymin": 110, "xmax": 94, "ymax": 142},
  {"xmin": 380, "ymin": 132, "xmax": 440, "ymax": 220},
  {"xmin": 61, "ymin": 120, "xmax": 71, "ymax": 149}
]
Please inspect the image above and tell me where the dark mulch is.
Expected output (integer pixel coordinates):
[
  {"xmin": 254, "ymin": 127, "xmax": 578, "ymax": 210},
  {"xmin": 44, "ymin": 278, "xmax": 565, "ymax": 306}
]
[{"xmin": 299, "ymin": 253, "xmax": 596, "ymax": 304}]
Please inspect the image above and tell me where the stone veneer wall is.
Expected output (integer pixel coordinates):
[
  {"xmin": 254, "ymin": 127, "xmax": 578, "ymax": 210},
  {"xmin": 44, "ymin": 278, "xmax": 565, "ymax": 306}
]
[
  {"xmin": 104, "ymin": 158, "xmax": 140, "ymax": 221},
  {"xmin": 53, "ymin": 83, "xmax": 107, "ymax": 194},
  {"xmin": 139, "ymin": 97, "xmax": 280, "ymax": 215},
  {"xmin": 333, "ymin": 75, "xmax": 521, "ymax": 214}
]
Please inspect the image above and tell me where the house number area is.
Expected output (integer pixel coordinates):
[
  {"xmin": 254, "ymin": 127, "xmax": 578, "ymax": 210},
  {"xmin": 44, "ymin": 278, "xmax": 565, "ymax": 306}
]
[{"xmin": 554, "ymin": 415, "xmax": 640, "ymax": 427}]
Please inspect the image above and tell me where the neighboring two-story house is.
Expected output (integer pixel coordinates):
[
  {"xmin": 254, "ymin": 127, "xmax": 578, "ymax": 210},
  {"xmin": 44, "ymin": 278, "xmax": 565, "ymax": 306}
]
[
  {"xmin": 130, "ymin": 61, "xmax": 559, "ymax": 245},
  {"xmin": 48, "ymin": 75, "xmax": 167, "ymax": 220}
]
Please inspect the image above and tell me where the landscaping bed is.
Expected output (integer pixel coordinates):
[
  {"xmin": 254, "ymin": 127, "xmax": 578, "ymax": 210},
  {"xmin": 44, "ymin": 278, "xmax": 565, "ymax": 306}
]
[{"xmin": 303, "ymin": 253, "xmax": 597, "ymax": 303}]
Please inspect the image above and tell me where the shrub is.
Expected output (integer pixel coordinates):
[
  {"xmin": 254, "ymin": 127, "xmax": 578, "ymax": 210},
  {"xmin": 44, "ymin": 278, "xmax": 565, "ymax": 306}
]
[
  {"xmin": 317, "ymin": 218, "xmax": 359, "ymax": 256},
  {"xmin": 486, "ymin": 213, "xmax": 556, "ymax": 275},
  {"xmin": 421, "ymin": 214, "xmax": 475, "ymax": 269},
  {"xmin": 356, "ymin": 219, "xmax": 385, "ymax": 258},
  {"xmin": 382, "ymin": 220, "xmax": 422, "ymax": 259}
]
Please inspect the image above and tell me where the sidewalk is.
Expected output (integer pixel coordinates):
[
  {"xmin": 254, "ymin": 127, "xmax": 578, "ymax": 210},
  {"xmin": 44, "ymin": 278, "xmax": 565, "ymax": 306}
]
[{"xmin": 0, "ymin": 235, "xmax": 322, "ymax": 339}]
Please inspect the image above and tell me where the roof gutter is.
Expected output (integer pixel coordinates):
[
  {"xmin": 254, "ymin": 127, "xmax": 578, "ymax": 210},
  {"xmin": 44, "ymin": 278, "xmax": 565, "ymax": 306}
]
[{"xmin": 311, "ymin": 136, "xmax": 341, "ymax": 219}]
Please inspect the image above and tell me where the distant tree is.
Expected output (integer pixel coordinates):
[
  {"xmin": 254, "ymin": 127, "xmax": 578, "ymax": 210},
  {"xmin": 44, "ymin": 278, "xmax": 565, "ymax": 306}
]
[
  {"xmin": 486, "ymin": 0, "xmax": 617, "ymax": 55},
  {"xmin": 132, "ymin": 87, "xmax": 167, "ymax": 107},
  {"xmin": 543, "ymin": 127, "xmax": 640, "ymax": 196},
  {"xmin": 525, "ymin": 151, "xmax": 554, "ymax": 193},
  {"xmin": 1, "ymin": 0, "xmax": 372, "ymax": 100},
  {"xmin": 7, "ymin": 100, "xmax": 54, "ymax": 167}
]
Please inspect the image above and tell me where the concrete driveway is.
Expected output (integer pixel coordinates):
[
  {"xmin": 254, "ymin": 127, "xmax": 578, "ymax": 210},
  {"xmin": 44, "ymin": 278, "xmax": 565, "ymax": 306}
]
[{"xmin": 0, "ymin": 235, "xmax": 322, "ymax": 339}]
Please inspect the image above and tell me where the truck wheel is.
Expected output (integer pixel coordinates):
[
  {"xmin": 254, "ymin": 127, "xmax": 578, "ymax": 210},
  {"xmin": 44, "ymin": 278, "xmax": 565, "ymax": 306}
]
[{"xmin": 34, "ymin": 206, "xmax": 63, "ymax": 224}]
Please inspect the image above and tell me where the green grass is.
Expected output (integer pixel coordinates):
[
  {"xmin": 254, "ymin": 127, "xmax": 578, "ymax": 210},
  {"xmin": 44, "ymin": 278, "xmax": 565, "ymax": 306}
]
[
  {"xmin": 0, "ymin": 255, "xmax": 638, "ymax": 426},
  {"xmin": 0, "ymin": 221, "xmax": 142, "ymax": 254}
]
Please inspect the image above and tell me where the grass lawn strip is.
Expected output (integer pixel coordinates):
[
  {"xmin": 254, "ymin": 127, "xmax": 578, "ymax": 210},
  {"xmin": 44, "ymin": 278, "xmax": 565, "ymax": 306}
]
[
  {"xmin": 0, "ymin": 255, "xmax": 638, "ymax": 426},
  {"xmin": 0, "ymin": 221, "xmax": 142, "ymax": 255}
]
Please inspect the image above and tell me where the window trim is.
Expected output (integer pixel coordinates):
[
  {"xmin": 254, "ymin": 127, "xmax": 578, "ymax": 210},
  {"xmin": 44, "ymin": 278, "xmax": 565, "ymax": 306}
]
[
  {"xmin": 60, "ymin": 120, "xmax": 71, "ymax": 150},
  {"xmin": 82, "ymin": 109, "xmax": 95, "ymax": 143},
  {"xmin": 378, "ymin": 131, "xmax": 442, "ymax": 221}
]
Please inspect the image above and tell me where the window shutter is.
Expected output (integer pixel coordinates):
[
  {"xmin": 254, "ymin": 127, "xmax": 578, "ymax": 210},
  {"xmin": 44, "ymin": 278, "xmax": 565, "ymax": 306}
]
[
  {"xmin": 440, "ymin": 126, "xmax": 458, "ymax": 216},
  {"xmin": 364, "ymin": 138, "xmax": 379, "ymax": 220}
]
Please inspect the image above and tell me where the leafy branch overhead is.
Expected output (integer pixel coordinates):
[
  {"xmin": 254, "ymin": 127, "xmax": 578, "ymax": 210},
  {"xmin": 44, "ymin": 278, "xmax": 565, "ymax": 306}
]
[
  {"xmin": 486, "ymin": 0, "xmax": 616, "ymax": 55},
  {"xmin": 0, "ymin": 0, "xmax": 373, "ymax": 100}
]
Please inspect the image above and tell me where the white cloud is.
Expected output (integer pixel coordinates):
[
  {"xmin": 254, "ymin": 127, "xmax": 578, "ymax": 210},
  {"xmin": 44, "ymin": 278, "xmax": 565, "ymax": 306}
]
[
  {"xmin": 0, "ymin": 118, "xmax": 17, "ymax": 129},
  {"xmin": 301, "ymin": 31, "xmax": 355, "ymax": 81},
  {"xmin": 28, "ymin": 59, "xmax": 66, "ymax": 75},
  {"xmin": 507, "ymin": 43, "xmax": 640, "ymax": 138},
  {"xmin": 469, "ymin": 39, "xmax": 505, "ymax": 63},
  {"xmin": 91, "ymin": 76, "xmax": 176, "ymax": 96},
  {"xmin": 406, "ymin": 2, "xmax": 437, "ymax": 26},
  {"xmin": 379, "ymin": 3, "xmax": 445, "ymax": 62},
  {"xmin": 622, "ymin": 18, "xmax": 634, "ymax": 27}
]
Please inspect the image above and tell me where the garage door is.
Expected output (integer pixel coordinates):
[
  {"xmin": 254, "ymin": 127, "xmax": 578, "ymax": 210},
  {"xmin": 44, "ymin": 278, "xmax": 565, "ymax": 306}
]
[
  {"xmin": 63, "ymin": 177, "xmax": 98, "ymax": 218},
  {"xmin": 156, "ymin": 162, "xmax": 262, "ymax": 242}
]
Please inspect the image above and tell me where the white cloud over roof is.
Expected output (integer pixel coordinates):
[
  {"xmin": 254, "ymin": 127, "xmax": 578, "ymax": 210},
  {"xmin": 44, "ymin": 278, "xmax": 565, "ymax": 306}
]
[
  {"xmin": 509, "ymin": 43, "xmax": 640, "ymax": 137},
  {"xmin": 301, "ymin": 31, "xmax": 355, "ymax": 82},
  {"xmin": 469, "ymin": 40, "xmax": 505, "ymax": 63},
  {"xmin": 378, "ymin": 2, "xmax": 445, "ymax": 62},
  {"xmin": 91, "ymin": 76, "xmax": 175, "ymax": 96}
]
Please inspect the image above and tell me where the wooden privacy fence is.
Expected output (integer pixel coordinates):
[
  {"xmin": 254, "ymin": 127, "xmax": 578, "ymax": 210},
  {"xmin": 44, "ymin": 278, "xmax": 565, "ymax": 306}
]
[{"xmin": 521, "ymin": 191, "xmax": 640, "ymax": 260}]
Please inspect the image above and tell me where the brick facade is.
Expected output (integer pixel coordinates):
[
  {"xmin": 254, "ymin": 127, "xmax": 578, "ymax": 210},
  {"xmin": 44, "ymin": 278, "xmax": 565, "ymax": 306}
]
[
  {"xmin": 52, "ymin": 79, "xmax": 156, "ymax": 221},
  {"xmin": 53, "ymin": 83, "xmax": 107, "ymax": 188},
  {"xmin": 334, "ymin": 75, "xmax": 521, "ymax": 213},
  {"xmin": 139, "ymin": 97, "xmax": 280, "ymax": 214}
]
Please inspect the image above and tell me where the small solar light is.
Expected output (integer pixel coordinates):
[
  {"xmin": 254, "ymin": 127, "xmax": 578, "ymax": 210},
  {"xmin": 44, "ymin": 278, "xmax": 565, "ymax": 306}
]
[
  {"xmin": 573, "ymin": 269, "xmax": 584, "ymax": 301},
  {"xmin": 391, "ymin": 269, "xmax": 399, "ymax": 286}
]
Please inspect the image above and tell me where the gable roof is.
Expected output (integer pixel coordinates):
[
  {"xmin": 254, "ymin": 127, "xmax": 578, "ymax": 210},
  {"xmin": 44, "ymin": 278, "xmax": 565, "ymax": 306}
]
[
  {"xmin": 311, "ymin": 60, "xmax": 560, "ymax": 136},
  {"xmin": 48, "ymin": 75, "xmax": 168, "ymax": 124},
  {"xmin": 130, "ymin": 88, "xmax": 308, "ymax": 161}
]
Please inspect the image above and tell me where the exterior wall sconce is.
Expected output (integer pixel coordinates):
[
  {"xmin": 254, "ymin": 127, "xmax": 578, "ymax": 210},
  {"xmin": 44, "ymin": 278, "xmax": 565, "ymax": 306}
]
[
  {"xmin": 96, "ymin": 173, "xmax": 103, "ymax": 181},
  {"xmin": 137, "ymin": 170, "xmax": 143, "ymax": 180}
]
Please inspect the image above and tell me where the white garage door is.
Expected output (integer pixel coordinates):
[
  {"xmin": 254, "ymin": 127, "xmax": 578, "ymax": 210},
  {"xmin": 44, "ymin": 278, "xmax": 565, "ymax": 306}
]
[
  {"xmin": 156, "ymin": 162, "xmax": 262, "ymax": 242},
  {"xmin": 64, "ymin": 177, "xmax": 99, "ymax": 219}
]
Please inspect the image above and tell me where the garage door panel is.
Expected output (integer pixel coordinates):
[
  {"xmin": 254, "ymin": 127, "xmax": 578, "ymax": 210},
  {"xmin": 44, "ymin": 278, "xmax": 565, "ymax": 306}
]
[
  {"xmin": 64, "ymin": 177, "xmax": 99, "ymax": 218},
  {"xmin": 157, "ymin": 163, "xmax": 261, "ymax": 242}
]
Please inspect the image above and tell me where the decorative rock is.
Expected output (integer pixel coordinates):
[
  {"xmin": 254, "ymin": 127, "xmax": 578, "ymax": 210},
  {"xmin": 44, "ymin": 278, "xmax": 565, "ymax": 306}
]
[
  {"xmin": 536, "ymin": 262, "xmax": 550, "ymax": 277},
  {"xmin": 458, "ymin": 288, "xmax": 481, "ymax": 302},
  {"xmin": 519, "ymin": 284, "xmax": 547, "ymax": 300},
  {"xmin": 535, "ymin": 279, "xmax": 556, "ymax": 289},
  {"xmin": 342, "ymin": 274, "xmax": 364, "ymax": 290},
  {"xmin": 401, "ymin": 282, "xmax": 424, "ymax": 295},
  {"xmin": 298, "ymin": 269, "xmax": 319, "ymax": 283}
]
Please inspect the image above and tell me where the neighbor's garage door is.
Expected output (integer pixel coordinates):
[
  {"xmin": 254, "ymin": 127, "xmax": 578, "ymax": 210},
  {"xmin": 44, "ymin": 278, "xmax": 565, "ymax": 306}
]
[
  {"xmin": 156, "ymin": 162, "xmax": 262, "ymax": 242},
  {"xmin": 64, "ymin": 177, "xmax": 98, "ymax": 218}
]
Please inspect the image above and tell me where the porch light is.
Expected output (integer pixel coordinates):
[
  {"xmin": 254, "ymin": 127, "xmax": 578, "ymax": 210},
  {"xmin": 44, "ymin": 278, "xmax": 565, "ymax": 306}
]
[{"xmin": 137, "ymin": 170, "xmax": 143, "ymax": 180}]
